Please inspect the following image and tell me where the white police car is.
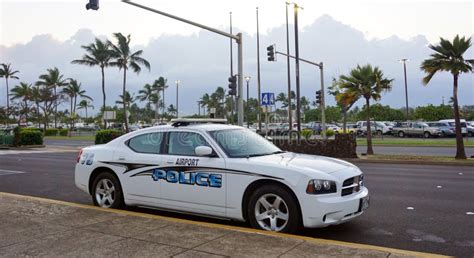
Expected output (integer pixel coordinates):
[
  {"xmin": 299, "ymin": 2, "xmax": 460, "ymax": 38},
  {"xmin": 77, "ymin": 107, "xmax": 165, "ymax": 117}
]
[{"xmin": 75, "ymin": 119, "xmax": 369, "ymax": 233}]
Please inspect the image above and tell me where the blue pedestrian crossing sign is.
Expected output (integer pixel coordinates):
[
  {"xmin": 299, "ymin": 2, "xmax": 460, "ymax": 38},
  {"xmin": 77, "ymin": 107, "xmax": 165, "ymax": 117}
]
[{"xmin": 261, "ymin": 93, "xmax": 275, "ymax": 106}]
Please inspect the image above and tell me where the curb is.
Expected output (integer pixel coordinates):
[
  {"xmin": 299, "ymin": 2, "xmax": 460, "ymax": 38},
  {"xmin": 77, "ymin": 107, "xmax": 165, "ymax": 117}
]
[
  {"xmin": 0, "ymin": 145, "xmax": 46, "ymax": 150},
  {"xmin": 0, "ymin": 192, "xmax": 450, "ymax": 258},
  {"xmin": 357, "ymin": 144, "xmax": 474, "ymax": 148},
  {"xmin": 345, "ymin": 158, "xmax": 474, "ymax": 167}
]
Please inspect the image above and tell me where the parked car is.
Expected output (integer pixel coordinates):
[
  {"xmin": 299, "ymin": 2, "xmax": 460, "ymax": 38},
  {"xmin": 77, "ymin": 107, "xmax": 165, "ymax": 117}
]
[
  {"xmin": 392, "ymin": 121, "xmax": 441, "ymax": 138},
  {"xmin": 75, "ymin": 118, "xmax": 369, "ymax": 233},
  {"xmin": 356, "ymin": 121, "xmax": 391, "ymax": 135},
  {"xmin": 426, "ymin": 122, "xmax": 455, "ymax": 137},
  {"xmin": 439, "ymin": 119, "xmax": 468, "ymax": 136},
  {"xmin": 307, "ymin": 121, "xmax": 322, "ymax": 134}
]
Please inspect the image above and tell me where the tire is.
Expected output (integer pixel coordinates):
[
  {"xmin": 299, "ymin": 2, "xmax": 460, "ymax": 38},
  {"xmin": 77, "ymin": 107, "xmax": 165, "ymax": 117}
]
[
  {"xmin": 376, "ymin": 130, "xmax": 382, "ymax": 136},
  {"xmin": 247, "ymin": 184, "xmax": 300, "ymax": 233},
  {"xmin": 468, "ymin": 132, "xmax": 473, "ymax": 137},
  {"xmin": 268, "ymin": 130, "xmax": 275, "ymax": 136},
  {"xmin": 423, "ymin": 131, "xmax": 431, "ymax": 138},
  {"xmin": 398, "ymin": 131, "xmax": 405, "ymax": 138},
  {"xmin": 92, "ymin": 172, "xmax": 124, "ymax": 209}
]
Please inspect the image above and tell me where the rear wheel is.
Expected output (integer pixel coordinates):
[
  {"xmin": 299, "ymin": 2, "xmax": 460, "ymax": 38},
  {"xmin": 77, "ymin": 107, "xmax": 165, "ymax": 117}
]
[
  {"xmin": 376, "ymin": 130, "xmax": 383, "ymax": 136},
  {"xmin": 92, "ymin": 172, "xmax": 124, "ymax": 209},
  {"xmin": 247, "ymin": 185, "xmax": 300, "ymax": 233},
  {"xmin": 398, "ymin": 131, "xmax": 405, "ymax": 138},
  {"xmin": 423, "ymin": 131, "xmax": 431, "ymax": 138}
]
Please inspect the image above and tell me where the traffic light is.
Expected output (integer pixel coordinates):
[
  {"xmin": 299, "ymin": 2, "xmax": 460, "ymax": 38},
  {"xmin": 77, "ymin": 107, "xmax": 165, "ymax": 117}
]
[
  {"xmin": 315, "ymin": 90, "xmax": 322, "ymax": 105},
  {"xmin": 86, "ymin": 0, "xmax": 99, "ymax": 10},
  {"xmin": 228, "ymin": 75, "xmax": 237, "ymax": 96},
  {"xmin": 267, "ymin": 45, "xmax": 275, "ymax": 61}
]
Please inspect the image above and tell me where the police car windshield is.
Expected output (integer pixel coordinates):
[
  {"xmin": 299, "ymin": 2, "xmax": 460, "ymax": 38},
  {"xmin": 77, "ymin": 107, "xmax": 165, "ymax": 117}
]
[{"xmin": 209, "ymin": 129, "xmax": 282, "ymax": 158}]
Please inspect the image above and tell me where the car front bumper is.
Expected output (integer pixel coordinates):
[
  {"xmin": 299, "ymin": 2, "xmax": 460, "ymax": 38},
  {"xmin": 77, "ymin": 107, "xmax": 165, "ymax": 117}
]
[{"xmin": 300, "ymin": 187, "xmax": 369, "ymax": 228}]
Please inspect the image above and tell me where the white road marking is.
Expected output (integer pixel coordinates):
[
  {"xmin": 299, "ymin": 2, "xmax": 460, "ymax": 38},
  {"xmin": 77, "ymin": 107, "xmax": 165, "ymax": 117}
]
[
  {"xmin": 466, "ymin": 212, "xmax": 474, "ymax": 215},
  {"xmin": 406, "ymin": 207, "xmax": 414, "ymax": 210},
  {"xmin": 436, "ymin": 186, "xmax": 443, "ymax": 189},
  {"xmin": 0, "ymin": 169, "xmax": 26, "ymax": 176}
]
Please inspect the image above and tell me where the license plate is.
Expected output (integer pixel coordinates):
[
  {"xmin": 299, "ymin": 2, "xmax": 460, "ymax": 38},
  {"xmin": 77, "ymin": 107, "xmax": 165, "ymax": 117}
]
[{"xmin": 359, "ymin": 196, "xmax": 370, "ymax": 212}]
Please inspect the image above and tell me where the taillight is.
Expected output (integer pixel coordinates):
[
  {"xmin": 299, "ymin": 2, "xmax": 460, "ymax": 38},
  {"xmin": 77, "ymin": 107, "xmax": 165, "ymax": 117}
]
[{"xmin": 77, "ymin": 149, "xmax": 83, "ymax": 163}]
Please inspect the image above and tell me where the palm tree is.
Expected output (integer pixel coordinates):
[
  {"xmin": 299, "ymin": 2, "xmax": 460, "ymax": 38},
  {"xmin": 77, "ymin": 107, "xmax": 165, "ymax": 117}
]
[
  {"xmin": 138, "ymin": 83, "xmax": 154, "ymax": 110},
  {"xmin": 339, "ymin": 64, "xmax": 393, "ymax": 155},
  {"xmin": 167, "ymin": 104, "xmax": 177, "ymax": 117},
  {"xmin": 200, "ymin": 93, "xmax": 210, "ymax": 115},
  {"xmin": 329, "ymin": 78, "xmax": 359, "ymax": 133},
  {"xmin": 78, "ymin": 99, "xmax": 94, "ymax": 119},
  {"xmin": 35, "ymin": 67, "xmax": 68, "ymax": 128},
  {"xmin": 152, "ymin": 77, "xmax": 168, "ymax": 121},
  {"xmin": 421, "ymin": 35, "xmax": 473, "ymax": 159},
  {"xmin": 62, "ymin": 79, "xmax": 92, "ymax": 128},
  {"xmin": 300, "ymin": 96, "xmax": 310, "ymax": 112},
  {"xmin": 276, "ymin": 92, "xmax": 288, "ymax": 108},
  {"xmin": 108, "ymin": 33, "xmax": 151, "ymax": 132},
  {"xmin": 10, "ymin": 82, "xmax": 31, "ymax": 123},
  {"xmin": 0, "ymin": 63, "xmax": 20, "ymax": 116},
  {"xmin": 72, "ymin": 38, "xmax": 112, "ymax": 127},
  {"xmin": 30, "ymin": 85, "xmax": 42, "ymax": 126}
]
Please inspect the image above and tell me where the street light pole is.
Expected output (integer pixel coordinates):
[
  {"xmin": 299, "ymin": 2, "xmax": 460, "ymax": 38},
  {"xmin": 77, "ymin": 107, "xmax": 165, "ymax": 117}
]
[
  {"xmin": 175, "ymin": 80, "xmax": 180, "ymax": 118},
  {"xmin": 245, "ymin": 76, "xmax": 251, "ymax": 128},
  {"xmin": 285, "ymin": 2, "xmax": 292, "ymax": 134},
  {"xmin": 293, "ymin": 3, "xmax": 303, "ymax": 141},
  {"xmin": 230, "ymin": 12, "xmax": 234, "ymax": 124},
  {"xmin": 400, "ymin": 58, "xmax": 409, "ymax": 121},
  {"xmin": 256, "ymin": 7, "xmax": 262, "ymax": 132}
]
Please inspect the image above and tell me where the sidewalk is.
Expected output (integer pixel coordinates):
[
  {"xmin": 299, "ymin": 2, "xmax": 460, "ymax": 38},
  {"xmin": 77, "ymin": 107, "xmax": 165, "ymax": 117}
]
[{"xmin": 0, "ymin": 192, "xmax": 446, "ymax": 257}]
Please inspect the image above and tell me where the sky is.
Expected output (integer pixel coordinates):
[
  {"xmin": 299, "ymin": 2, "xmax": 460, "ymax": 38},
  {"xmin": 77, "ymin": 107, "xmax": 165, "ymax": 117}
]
[{"xmin": 0, "ymin": 0, "xmax": 473, "ymax": 116}]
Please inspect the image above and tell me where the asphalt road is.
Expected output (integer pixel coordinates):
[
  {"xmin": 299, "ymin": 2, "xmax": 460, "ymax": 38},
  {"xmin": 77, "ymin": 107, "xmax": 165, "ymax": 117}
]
[
  {"xmin": 0, "ymin": 151, "xmax": 473, "ymax": 257},
  {"xmin": 44, "ymin": 138, "xmax": 474, "ymax": 157}
]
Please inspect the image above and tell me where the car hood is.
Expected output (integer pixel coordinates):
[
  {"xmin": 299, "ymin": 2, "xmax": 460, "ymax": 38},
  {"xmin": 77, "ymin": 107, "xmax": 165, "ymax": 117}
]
[{"xmin": 250, "ymin": 152, "xmax": 356, "ymax": 174}]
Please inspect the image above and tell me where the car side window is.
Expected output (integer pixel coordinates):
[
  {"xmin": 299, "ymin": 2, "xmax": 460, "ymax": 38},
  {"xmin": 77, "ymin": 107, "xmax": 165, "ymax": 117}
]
[
  {"xmin": 167, "ymin": 131, "xmax": 210, "ymax": 156},
  {"xmin": 128, "ymin": 132, "xmax": 164, "ymax": 154}
]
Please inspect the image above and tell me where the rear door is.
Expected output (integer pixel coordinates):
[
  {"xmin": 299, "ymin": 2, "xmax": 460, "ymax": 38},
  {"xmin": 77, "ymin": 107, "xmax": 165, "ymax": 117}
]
[
  {"xmin": 114, "ymin": 131, "xmax": 165, "ymax": 205},
  {"xmin": 159, "ymin": 130, "xmax": 227, "ymax": 217}
]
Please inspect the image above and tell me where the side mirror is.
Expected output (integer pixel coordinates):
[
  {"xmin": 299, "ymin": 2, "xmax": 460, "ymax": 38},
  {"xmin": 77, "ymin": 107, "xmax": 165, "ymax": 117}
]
[{"xmin": 195, "ymin": 146, "xmax": 214, "ymax": 157}]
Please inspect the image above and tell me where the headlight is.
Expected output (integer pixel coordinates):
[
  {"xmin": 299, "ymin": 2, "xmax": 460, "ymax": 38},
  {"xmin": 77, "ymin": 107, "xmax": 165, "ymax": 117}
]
[{"xmin": 306, "ymin": 179, "xmax": 337, "ymax": 194}]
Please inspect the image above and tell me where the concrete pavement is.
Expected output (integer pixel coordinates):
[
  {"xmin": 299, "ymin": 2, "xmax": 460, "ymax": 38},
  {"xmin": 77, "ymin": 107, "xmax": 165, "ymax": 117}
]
[{"xmin": 0, "ymin": 192, "xmax": 443, "ymax": 257}]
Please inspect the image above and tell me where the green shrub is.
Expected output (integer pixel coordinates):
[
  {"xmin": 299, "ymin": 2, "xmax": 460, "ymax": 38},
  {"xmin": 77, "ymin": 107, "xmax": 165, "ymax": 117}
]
[
  {"xmin": 13, "ymin": 126, "xmax": 21, "ymax": 146},
  {"xmin": 22, "ymin": 127, "xmax": 43, "ymax": 133},
  {"xmin": 95, "ymin": 130, "xmax": 123, "ymax": 144},
  {"xmin": 325, "ymin": 129, "xmax": 335, "ymax": 137},
  {"xmin": 0, "ymin": 134, "xmax": 14, "ymax": 146},
  {"xmin": 301, "ymin": 129, "xmax": 313, "ymax": 140},
  {"xmin": 59, "ymin": 128, "xmax": 69, "ymax": 136},
  {"xmin": 44, "ymin": 128, "xmax": 59, "ymax": 136},
  {"xmin": 18, "ymin": 130, "xmax": 43, "ymax": 146}
]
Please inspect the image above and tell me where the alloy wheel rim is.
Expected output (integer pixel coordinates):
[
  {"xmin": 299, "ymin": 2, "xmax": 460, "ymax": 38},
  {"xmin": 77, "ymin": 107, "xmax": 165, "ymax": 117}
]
[
  {"xmin": 95, "ymin": 178, "xmax": 115, "ymax": 208},
  {"xmin": 254, "ymin": 193, "xmax": 289, "ymax": 231}
]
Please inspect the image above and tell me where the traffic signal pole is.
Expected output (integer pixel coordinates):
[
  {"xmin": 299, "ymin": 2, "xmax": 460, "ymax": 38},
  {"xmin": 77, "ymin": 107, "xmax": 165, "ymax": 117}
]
[
  {"xmin": 275, "ymin": 50, "xmax": 326, "ymax": 138},
  {"xmin": 122, "ymin": 0, "xmax": 244, "ymax": 126}
]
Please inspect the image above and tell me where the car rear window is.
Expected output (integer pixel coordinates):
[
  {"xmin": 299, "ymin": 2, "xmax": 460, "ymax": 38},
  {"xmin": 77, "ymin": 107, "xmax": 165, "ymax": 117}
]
[{"xmin": 127, "ymin": 132, "xmax": 164, "ymax": 154}]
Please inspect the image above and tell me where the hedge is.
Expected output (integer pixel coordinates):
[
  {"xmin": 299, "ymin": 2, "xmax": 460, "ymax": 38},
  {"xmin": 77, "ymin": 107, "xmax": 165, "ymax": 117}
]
[
  {"xmin": 22, "ymin": 127, "xmax": 43, "ymax": 133},
  {"xmin": 95, "ymin": 130, "xmax": 123, "ymax": 144},
  {"xmin": 18, "ymin": 130, "xmax": 43, "ymax": 146},
  {"xmin": 59, "ymin": 128, "xmax": 69, "ymax": 136},
  {"xmin": 44, "ymin": 128, "xmax": 59, "ymax": 136}
]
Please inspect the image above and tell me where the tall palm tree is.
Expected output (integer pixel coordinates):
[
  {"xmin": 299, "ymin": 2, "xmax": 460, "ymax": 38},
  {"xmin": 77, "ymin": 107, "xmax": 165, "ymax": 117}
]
[
  {"xmin": 108, "ymin": 33, "xmax": 151, "ymax": 132},
  {"xmin": 276, "ymin": 92, "xmax": 288, "ymax": 108},
  {"xmin": 0, "ymin": 63, "xmax": 20, "ymax": 116},
  {"xmin": 421, "ymin": 35, "xmax": 473, "ymax": 159},
  {"xmin": 35, "ymin": 67, "xmax": 68, "ymax": 128},
  {"xmin": 62, "ymin": 79, "xmax": 92, "ymax": 128},
  {"xmin": 30, "ymin": 85, "xmax": 42, "ymax": 126},
  {"xmin": 339, "ymin": 64, "xmax": 393, "ymax": 155},
  {"xmin": 116, "ymin": 91, "xmax": 137, "ymax": 122},
  {"xmin": 78, "ymin": 99, "xmax": 94, "ymax": 119},
  {"xmin": 152, "ymin": 77, "xmax": 168, "ymax": 121},
  {"xmin": 71, "ymin": 38, "xmax": 112, "ymax": 127},
  {"xmin": 10, "ymin": 82, "xmax": 31, "ymax": 122},
  {"xmin": 138, "ymin": 83, "xmax": 157, "ymax": 111},
  {"xmin": 200, "ymin": 93, "xmax": 210, "ymax": 115}
]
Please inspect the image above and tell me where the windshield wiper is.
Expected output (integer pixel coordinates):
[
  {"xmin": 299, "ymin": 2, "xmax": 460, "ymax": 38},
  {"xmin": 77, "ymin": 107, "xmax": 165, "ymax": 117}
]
[{"xmin": 244, "ymin": 150, "xmax": 286, "ymax": 158}]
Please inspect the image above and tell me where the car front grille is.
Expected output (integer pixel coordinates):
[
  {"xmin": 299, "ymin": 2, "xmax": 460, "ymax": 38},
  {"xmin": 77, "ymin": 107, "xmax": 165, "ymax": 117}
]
[{"xmin": 341, "ymin": 174, "xmax": 363, "ymax": 196}]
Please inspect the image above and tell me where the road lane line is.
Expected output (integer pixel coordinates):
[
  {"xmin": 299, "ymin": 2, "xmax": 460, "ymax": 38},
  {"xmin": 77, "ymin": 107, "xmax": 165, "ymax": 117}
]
[
  {"xmin": 0, "ymin": 169, "xmax": 26, "ymax": 175},
  {"xmin": 0, "ymin": 192, "xmax": 450, "ymax": 258}
]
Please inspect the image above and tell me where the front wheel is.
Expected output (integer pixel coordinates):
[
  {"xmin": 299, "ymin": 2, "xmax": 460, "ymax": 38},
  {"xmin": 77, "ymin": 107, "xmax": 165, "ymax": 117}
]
[
  {"xmin": 247, "ymin": 185, "xmax": 300, "ymax": 233},
  {"xmin": 92, "ymin": 172, "xmax": 124, "ymax": 209},
  {"xmin": 398, "ymin": 131, "xmax": 405, "ymax": 138},
  {"xmin": 423, "ymin": 131, "xmax": 431, "ymax": 138}
]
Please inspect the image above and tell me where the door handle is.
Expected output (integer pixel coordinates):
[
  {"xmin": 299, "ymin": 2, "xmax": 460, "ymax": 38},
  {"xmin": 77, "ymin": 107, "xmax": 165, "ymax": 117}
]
[
  {"xmin": 166, "ymin": 161, "xmax": 174, "ymax": 164},
  {"xmin": 118, "ymin": 157, "xmax": 126, "ymax": 161}
]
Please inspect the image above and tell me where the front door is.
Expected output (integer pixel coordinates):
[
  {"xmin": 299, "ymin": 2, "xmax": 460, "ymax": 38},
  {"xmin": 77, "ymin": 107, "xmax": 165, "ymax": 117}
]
[{"xmin": 158, "ymin": 130, "xmax": 226, "ymax": 217}]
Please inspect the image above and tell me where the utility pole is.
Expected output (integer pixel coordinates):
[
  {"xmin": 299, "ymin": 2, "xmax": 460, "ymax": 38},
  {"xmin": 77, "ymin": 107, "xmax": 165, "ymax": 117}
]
[
  {"xmin": 245, "ymin": 76, "xmax": 251, "ymax": 127},
  {"xmin": 293, "ymin": 3, "xmax": 303, "ymax": 141},
  {"xmin": 400, "ymin": 58, "xmax": 409, "ymax": 121},
  {"xmin": 256, "ymin": 7, "xmax": 262, "ymax": 132},
  {"xmin": 121, "ymin": 0, "xmax": 244, "ymax": 126},
  {"xmin": 285, "ymin": 2, "xmax": 292, "ymax": 134}
]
